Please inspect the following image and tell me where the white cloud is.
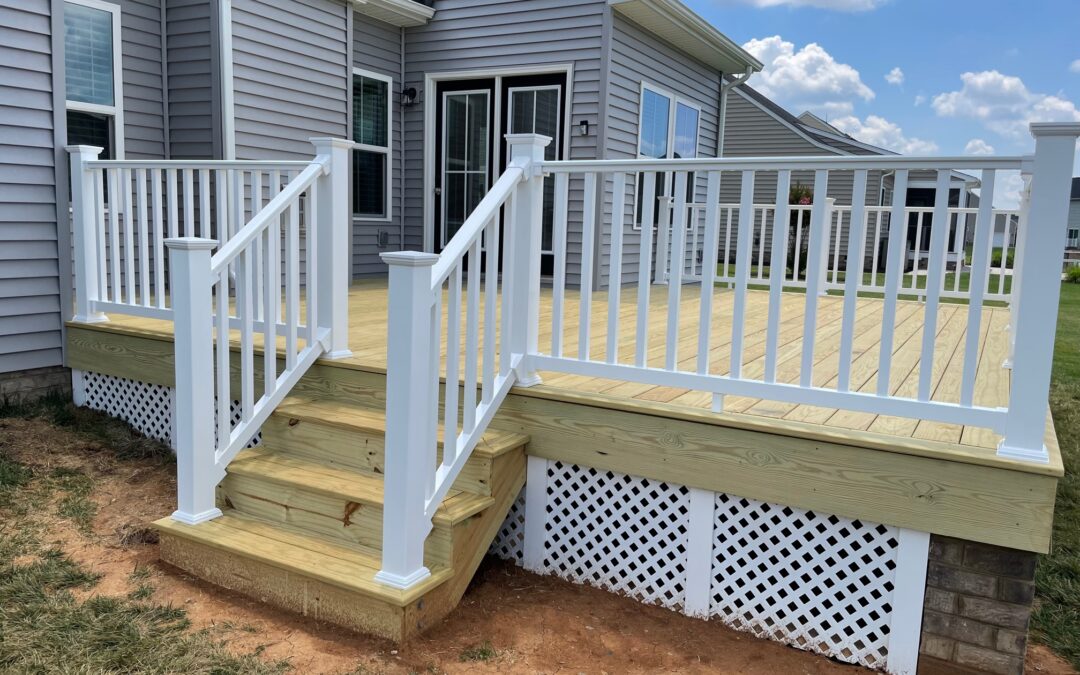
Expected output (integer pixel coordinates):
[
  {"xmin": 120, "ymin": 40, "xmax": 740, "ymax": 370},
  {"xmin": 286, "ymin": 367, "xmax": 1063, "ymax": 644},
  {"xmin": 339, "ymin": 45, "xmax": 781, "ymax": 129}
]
[
  {"xmin": 914, "ymin": 94, "xmax": 926, "ymax": 106},
  {"xmin": 830, "ymin": 114, "xmax": 939, "ymax": 154},
  {"xmin": 719, "ymin": 0, "xmax": 887, "ymax": 9},
  {"xmin": 964, "ymin": 138, "xmax": 995, "ymax": 155},
  {"xmin": 1070, "ymin": 59, "xmax": 1080, "ymax": 74},
  {"xmin": 742, "ymin": 35, "xmax": 875, "ymax": 116},
  {"xmin": 931, "ymin": 70, "xmax": 1080, "ymax": 140},
  {"xmin": 885, "ymin": 67, "xmax": 904, "ymax": 86}
]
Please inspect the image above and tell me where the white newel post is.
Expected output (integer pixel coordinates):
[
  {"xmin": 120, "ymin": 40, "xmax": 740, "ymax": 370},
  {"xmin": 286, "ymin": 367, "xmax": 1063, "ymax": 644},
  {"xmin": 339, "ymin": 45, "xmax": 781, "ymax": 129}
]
[
  {"xmin": 505, "ymin": 133, "xmax": 551, "ymax": 386},
  {"xmin": 166, "ymin": 237, "xmax": 222, "ymax": 525},
  {"xmin": 998, "ymin": 123, "xmax": 1080, "ymax": 463},
  {"xmin": 310, "ymin": 137, "xmax": 354, "ymax": 359},
  {"xmin": 67, "ymin": 145, "xmax": 107, "ymax": 323},
  {"xmin": 377, "ymin": 250, "xmax": 439, "ymax": 589}
]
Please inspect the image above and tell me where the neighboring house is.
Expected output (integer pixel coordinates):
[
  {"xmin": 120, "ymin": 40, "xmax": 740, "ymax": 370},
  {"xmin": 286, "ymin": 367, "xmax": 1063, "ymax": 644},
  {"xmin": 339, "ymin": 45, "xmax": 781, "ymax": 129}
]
[
  {"xmin": 0, "ymin": 0, "xmax": 762, "ymax": 394},
  {"xmin": 1068, "ymin": 177, "xmax": 1080, "ymax": 248}
]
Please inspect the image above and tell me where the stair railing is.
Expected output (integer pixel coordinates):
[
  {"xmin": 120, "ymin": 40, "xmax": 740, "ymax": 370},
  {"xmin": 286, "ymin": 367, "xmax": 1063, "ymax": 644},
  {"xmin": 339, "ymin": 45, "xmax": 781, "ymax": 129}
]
[
  {"xmin": 164, "ymin": 137, "xmax": 354, "ymax": 524},
  {"xmin": 376, "ymin": 134, "xmax": 550, "ymax": 589}
]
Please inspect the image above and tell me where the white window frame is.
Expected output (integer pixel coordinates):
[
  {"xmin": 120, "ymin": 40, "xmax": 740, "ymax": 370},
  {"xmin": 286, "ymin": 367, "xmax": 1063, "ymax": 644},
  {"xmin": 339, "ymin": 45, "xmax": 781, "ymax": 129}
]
[
  {"xmin": 439, "ymin": 88, "xmax": 491, "ymax": 248},
  {"xmin": 352, "ymin": 67, "xmax": 393, "ymax": 222},
  {"xmin": 634, "ymin": 82, "xmax": 701, "ymax": 229},
  {"xmin": 64, "ymin": 0, "xmax": 125, "ymax": 158}
]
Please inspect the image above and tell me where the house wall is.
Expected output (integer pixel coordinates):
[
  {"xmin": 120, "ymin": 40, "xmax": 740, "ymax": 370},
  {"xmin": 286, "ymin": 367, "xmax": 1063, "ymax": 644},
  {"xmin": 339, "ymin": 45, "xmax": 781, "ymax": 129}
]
[
  {"xmin": 603, "ymin": 12, "xmax": 722, "ymax": 285},
  {"xmin": 1068, "ymin": 200, "xmax": 1080, "ymax": 244},
  {"xmin": 351, "ymin": 13, "xmax": 403, "ymax": 276},
  {"xmin": 401, "ymin": 0, "xmax": 607, "ymax": 279},
  {"xmin": 229, "ymin": 0, "xmax": 349, "ymax": 160},
  {"xmin": 164, "ymin": 0, "xmax": 219, "ymax": 159},
  {"xmin": 119, "ymin": 0, "xmax": 168, "ymax": 158},
  {"xmin": 0, "ymin": 0, "xmax": 67, "ymax": 375}
]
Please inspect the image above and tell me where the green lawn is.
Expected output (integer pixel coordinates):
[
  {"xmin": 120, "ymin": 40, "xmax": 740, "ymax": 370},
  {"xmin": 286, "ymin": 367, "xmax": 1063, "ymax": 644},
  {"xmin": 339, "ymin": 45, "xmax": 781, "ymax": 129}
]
[
  {"xmin": 727, "ymin": 267, "xmax": 1013, "ymax": 302},
  {"xmin": 1033, "ymin": 281, "xmax": 1080, "ymax": 667}
]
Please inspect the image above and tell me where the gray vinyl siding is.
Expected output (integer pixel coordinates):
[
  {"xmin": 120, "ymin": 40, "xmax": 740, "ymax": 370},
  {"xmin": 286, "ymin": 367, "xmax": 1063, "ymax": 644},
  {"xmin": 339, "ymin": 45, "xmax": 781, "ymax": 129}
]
[
  {"xmin": 352, "ymin": 12, "xmax": 402, "ymax": 276},
  {"xmin": 0, "ymin": 0, "xmax": 64, "ymax": 373},
  {"xmin": 402, "ymin": 0, "xmax": 606, "ymax": 274},
  {"xmin": 119, "ymin": 0, "xmax": 167, "ymax": 158},
  {"xmin": 165, "ymin": 0, "xmax": 218, "ymax": 158},
  {"xmin": 605, "ymin": 13, "xmax": 722, "ymax": 285},
  {"xmin": 230, "ymin": 0, "xmax": 349, "ymax": 160}
]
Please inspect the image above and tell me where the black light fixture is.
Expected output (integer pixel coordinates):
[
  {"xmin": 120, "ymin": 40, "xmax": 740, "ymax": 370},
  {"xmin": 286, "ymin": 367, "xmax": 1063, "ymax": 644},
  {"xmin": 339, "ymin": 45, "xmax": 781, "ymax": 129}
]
[
  {"xmin": 579, "ymin": 119, "xmax": 590, "ymax": 136},
  {"xmin": 401, "ymin": 86, "xmax": 417, "ymax": 107}
]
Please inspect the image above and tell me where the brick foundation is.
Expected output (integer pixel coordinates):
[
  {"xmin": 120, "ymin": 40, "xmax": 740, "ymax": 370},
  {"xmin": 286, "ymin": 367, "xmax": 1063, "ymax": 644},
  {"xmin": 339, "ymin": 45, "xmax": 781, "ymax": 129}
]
[
  {"xmin": 919, "ymin": 535, "xmax": 1037, "ymax": 675},
  {"xmin": 0, "ymin": 366, "xmax": 70, "ymax": 403}
]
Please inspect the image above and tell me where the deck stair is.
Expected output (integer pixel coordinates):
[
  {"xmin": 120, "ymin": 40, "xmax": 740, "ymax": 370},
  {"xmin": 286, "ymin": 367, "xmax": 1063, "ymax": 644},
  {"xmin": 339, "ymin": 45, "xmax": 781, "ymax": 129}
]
[{"xmin": 155, "ymin": 396, "xmax": 528, "ymax": 642}]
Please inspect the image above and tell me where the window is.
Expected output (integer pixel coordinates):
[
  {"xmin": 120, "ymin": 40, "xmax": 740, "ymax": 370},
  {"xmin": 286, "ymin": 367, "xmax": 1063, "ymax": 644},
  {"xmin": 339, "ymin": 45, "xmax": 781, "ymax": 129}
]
[
  {"xmin": 1069, "ymin": 228, "xmax": 1079, "ymax": 246},
  {"xmin": 64, "ymin": 0, "xmax": 123, "ymax": 158},
  {"xmin": 509, "ymin": 86, "xmax": 561, "ymax": 252},
  {"xmin": 352, "ymin": 69, "xmax": 392, "ymax": 220},
  {"xmin": 635, "ymin": 83, "xmax": 700, "ymax": 226}
]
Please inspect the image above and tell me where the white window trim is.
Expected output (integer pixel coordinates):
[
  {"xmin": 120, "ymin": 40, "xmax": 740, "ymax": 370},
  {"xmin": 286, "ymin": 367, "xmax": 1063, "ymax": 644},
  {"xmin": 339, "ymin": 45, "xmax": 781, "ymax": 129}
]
[
  {"xmin": 352, "ymin": 67, "xmax": 393, "ymax": 223},
  {"xmin": 634, "ymin": 81, "xmax": 702, "ymax": 229},
  {"xmin": 64, "ymin": 0, "xmax": 125, "ymax": 158},
  {"xmin": 439, "ymin": 88, "xmax": 491, "ymax": 249}
]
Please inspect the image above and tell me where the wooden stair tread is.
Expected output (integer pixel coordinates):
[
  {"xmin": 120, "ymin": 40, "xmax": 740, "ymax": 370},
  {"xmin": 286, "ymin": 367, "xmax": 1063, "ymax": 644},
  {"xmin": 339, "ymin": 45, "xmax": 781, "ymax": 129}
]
[
  {"xmin": 154, "ymin": 511, "xmax": 452, "ymax": 605},
  {"xmin": 228, "ymin": 448, "xmax": 494, "ymax": 526},
  {"xmin": 273, "ymin": 398, "xmax": 528, "ymax": 458}
]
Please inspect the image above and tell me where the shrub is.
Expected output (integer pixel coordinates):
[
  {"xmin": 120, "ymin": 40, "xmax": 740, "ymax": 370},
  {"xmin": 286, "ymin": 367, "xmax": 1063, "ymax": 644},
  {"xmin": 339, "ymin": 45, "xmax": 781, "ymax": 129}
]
[{"xmin": 1066, "ymin": 265, "xmax": 1080, "ymax": 283}]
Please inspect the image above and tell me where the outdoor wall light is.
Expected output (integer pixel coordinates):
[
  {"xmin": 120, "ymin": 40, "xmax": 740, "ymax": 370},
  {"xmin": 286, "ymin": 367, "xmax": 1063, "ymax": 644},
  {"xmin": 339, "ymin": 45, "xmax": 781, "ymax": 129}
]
[
  {"xmin": 401, "ymin": 87, "xmax": 417, "ymax": 107},
  {"xmin": 579, "ymin": 119, "xmax": 590, "ymax": 136}
]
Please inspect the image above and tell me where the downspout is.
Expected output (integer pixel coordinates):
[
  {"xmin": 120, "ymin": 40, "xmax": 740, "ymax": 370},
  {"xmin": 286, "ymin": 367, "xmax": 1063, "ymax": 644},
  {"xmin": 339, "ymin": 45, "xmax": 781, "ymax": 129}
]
[
  {"xmin": 219, "ymin": 0, "xmax": 235, "ymax": 159},
  {"xmin": 159, "ymin": 0, "xmax": 170, "ymax": 159},
  {"xmin": 400, "ymin": 26, "xmax": 406, "ymax": 250},
  {"xmin": 716, "ymin": 65, "xmax": 752, "ymax": 157}
]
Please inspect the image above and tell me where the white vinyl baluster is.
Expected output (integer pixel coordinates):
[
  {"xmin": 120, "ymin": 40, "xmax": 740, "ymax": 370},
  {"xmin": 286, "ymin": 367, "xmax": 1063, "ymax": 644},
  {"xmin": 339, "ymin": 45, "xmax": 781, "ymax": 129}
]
[
  {"xmin": 183, "ymin": 169, "xmax": 194, "ymax": 238},
  {"xmin": 696, "ymin": 171, "xmax": 721, "ymax": 375},
  {"xmin": 305, "ymin": 180, "xmax": 318, "ymax": 344},
  {"xmin": 551, "ymin": 172, "xmax": 569, "ymax": 357},
  {"xmin": 765, "ymin": 170, "xmax": 791, "ymax": 384},
  {"xmin": 870, "ymin": 210, "xmax": 883, "ymax": 289},
  {"xmin": 578, "ymin": 172, "xmax": 597, "ymax": 360},
  {"xmin": 136, "ymin": 169, "xmax": 150, "ymax": 305},
  {"xmin": 94, "ymin": 170, "xmax": 107, "ymax": 297},
  {"xmin": 879, "ymin": 170, "xmax": 909, "ymax": 396},
  {"xmin": 665, "ymin": 172, "xmax": 688, "ymax": 371},
  {"xmin": 215, "ymin": 270, "xmax": 231, "ymax": 446},
  {"xmin": 722, "ymin": 208, "xmax": 733, "ymax": 281},
  {"xmin": 999, "ymin": 214, "xmax": 1012, "ymax": 296},
  {"xmin": 838, "ymin": 170, "xmax": 869, "ymax": 392},
  {"xmin": 911, "ymin": 212, "xmax": 925, "ymax": 295},
  {"xmin": 800, "ymin": 170, "xmax": 830, "ymax": 388},
  {"xmin": 263, "ymin": 201, "xmax": 280, "ymax": 396},
  {"xmin": 962, "ymin": 170, "xmax": 996, "ymax": 406},
  {"xmin": 151, "ymin": 169, "xmax": 165, "ymax": 309},
  {"xmin": 730, "ymin": 171, "xmax": 755, "ymax": 378},
  {"xmin": 635, "ymin": 172, "xmax": 656, "ymax": 367},
  {"xmin": 444, "ymin": 263, "xmax": 462, "ymax": 459},
  {"xmin": 756, "ymin": 212, "xmax": 767, "ymax": 282},
  {"xmin": 463, "ymin": 239, "xmax": 481, "ymax": 434},
  {"xmin": 215, "ymin": 170, "xmax": 226, "ymax": 247},
  {"xmin": 252, "ymin": 171, "xmax": 264, "ymax": 322},
  {"xmin": 199, "ymin": 169, "xmax": 211, "ymax": 239},
  {"xmin": 285, "ymin": 191, "xmax": 299, "ymax": 369},
  {"xmin": 482, "ymin": 214, "xmax": 500, "ymax": 404},
  {"xmin": 830, "ymin": 210, "xmax": 843, "ymax": 286},
  {"xmin": 918, "ymin": 171, "xmax": 953, "ymax": 401},
  {"xmin": 792, "ymin": 209, "xmax": 804, "ymax": 283},
  {"xmin": 239, "ymin": 247, "xmax": 254, "ymax": 423},
  {"xmin": 607, "ymin": 172, "xmax": 626, "ymax": 364},
  {"xmin": 121, "ymin": 168, "xmax": 135, "ymax": 304},
  {"xmin": 106, "ymin": 168, "xmax": 121, "ymax": 303}
]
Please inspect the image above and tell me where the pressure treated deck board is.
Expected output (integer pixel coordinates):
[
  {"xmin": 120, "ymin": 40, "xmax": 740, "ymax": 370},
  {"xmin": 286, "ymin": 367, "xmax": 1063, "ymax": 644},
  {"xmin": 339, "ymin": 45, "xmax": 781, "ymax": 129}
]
[{"xmin": 72, "ymin": 279, "xmax": 1029, "ymax": 453}]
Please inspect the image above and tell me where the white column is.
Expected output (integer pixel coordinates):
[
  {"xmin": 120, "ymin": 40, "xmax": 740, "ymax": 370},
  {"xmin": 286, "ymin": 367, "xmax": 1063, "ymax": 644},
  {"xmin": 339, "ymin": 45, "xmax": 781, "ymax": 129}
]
[
  {"xmin": 67, "ymin": 145, "xmax": 107, "ymax": 323},
  {"xmin": 376, "ymin": 250, "xmax": 439, "ymax": 589},
  {"xmin": 505, "ymin": 133, "xmax": 551, "ymax": 387},
  {"xmin": 166, "ymin": 237, "xmax": 222, "ymax": 525},
  {"xmin": 998, "ymin": 123, "xmax": 1080, "ymax": 463},
  {"xmin": 310, "ymin": 137, "xmax": 355, "ymax": 359},
  {"xmin": 683, "ymin": 487, "xmax": 716, "ymax": 619},
  {"xmin": 522, "ymin": 455, "xmax": 550, "ymax": 573},
  {"xmin": 886, "ymin": 528, "xmax": 930, "ymax": 675}
]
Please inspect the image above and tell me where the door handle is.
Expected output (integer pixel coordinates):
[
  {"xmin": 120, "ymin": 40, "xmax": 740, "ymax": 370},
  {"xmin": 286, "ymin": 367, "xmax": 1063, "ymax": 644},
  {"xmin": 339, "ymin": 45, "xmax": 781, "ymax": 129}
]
[{"xmin": 434, "ymin": 187, "xmax": 442, "ymax": 196}]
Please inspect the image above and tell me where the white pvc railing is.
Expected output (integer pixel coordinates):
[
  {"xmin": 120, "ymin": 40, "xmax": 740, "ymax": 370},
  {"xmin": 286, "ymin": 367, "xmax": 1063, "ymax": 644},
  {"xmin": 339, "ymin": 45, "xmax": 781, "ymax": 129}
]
[
  {"xmin": 664, "ymin": 201, "xmax": 1020, "ymax": 303},
  {"xmin": 69, "ymin": 138, "xmax": 355, "ymax": 525},
  {"xmin": 376, "ymin": 134, "xmax": 547, "ymax": 589}
]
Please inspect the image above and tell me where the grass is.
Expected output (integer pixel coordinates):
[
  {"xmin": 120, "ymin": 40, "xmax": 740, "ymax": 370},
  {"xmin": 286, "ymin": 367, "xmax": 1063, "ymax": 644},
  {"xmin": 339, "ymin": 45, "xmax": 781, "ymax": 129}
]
[
  {"xmin": 725, "ymin": 266, "xmax": 1013, "ymax": 303},
  {"xmin": 0, "ymin": 395, "xmax": 288, "ymax": 674},
  {"xmin": 459, "ymin": 641, "xmax": 497, "ymax": 662},
  {"xmin": 1032, "ymin": 281, "xmax": 1080, "ymax": 668}
]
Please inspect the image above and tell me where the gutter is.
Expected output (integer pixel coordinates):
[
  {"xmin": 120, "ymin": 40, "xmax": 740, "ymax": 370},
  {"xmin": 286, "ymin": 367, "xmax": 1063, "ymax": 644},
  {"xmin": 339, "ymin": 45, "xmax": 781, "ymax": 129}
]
[{"xmin": 717, "ymin": 66, "xmax": 752, "ymax": 157}]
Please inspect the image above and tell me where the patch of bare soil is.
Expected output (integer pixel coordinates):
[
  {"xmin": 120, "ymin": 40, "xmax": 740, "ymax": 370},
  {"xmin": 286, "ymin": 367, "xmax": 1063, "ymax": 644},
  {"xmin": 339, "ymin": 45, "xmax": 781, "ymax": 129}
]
[{"xmin": 3, "ymin": 414, "xmax": 1076, "ymax": 675}]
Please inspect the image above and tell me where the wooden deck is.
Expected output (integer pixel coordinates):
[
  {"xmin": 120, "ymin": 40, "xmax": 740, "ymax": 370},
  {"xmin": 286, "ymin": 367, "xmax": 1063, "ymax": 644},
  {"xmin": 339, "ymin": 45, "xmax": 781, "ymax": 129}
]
[{"xmin": 91, "ymin": 279, "xmax": 1021, "ymax": 452}]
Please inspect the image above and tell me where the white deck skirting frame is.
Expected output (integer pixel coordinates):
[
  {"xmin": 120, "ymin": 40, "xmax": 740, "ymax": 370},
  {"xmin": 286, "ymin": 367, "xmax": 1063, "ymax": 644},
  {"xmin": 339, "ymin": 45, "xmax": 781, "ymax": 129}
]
[{"xmin": 496, "ymin": 456, "xmax": 930, "ymax": 675}]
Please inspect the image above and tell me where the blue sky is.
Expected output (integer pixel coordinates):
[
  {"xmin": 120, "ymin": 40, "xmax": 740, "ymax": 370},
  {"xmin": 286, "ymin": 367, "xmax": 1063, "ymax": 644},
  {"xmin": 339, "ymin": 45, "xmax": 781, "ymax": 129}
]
[{"xmin": 684, "ymin": 0, "xmax": 1080, "ymax": 170}]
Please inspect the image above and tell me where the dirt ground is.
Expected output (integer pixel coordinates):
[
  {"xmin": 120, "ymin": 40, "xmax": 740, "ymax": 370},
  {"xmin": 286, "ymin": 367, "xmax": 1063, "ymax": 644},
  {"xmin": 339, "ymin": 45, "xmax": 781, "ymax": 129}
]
[{"xmin": 2, "ymin": 414, "xmax": 1076, "ymax": 675}]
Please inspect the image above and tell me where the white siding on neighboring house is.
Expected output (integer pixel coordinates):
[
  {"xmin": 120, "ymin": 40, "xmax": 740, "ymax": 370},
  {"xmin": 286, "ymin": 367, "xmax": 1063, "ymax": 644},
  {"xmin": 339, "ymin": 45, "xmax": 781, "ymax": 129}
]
[
  {"xmin": 402, "ymin": 0, "xmax": 606, "ymax": 271},
  {"xmin": 1068, "ymin": 200, "xmax": 1080, "ymax": 247},
  {"xmin": 352, "ymin": 12, "xmax": 403, "ymax": 276},
  {"xmin": 605, "ymin": 12, "xmax": 722, "ymax": 285},
  {"xmin": 165, "ymin": 0, "xmax": 219, "ymax": 159},
  {"xmin": 0, "ymin": 0, "xmax": 65, "ymax": 373},
  {"xmin": 230, "ymin": 0, "xmax": 349, "ymax": 159}
]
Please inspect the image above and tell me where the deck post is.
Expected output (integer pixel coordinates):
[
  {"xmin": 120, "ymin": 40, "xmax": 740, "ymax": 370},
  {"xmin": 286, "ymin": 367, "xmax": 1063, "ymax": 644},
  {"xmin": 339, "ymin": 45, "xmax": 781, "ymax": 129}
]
[
  {"xmin": 376, "ymin": 250, "xmax": 439, "ymax": 589},
  {"xmin": 310, "ymin": 137, "xmax": 354, "ymax": 359},
  {"xmin": 166, "ymin": 237, "xmax": 222, "ymax": 525},
  {"xmin": 998, "ymin": 123, "xmax": 1080, "ymax": 463},
  {"xmin": 505, "ymin": 133, "xmax": 551, "ymax": 386},
  {"xmin": 67, "ymin": 145, "xmax": 107, "ymax": 323}
]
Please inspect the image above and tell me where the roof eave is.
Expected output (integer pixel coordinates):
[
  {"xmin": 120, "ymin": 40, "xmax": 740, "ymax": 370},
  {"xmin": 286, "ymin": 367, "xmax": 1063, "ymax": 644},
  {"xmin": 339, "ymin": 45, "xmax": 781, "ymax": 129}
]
[
  {"xmin": 350, "ymin": 0, "xmax": 434, "ymax": 27},
  {"xmin": 609, "ymin": 0, "xmax": 763, "ymax": 74}
]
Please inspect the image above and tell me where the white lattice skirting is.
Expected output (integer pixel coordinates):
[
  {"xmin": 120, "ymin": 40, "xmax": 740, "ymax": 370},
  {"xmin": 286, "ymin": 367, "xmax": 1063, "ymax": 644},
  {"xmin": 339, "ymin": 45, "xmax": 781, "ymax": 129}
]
[
  {"xmin": 72, "ymin": 370, "xmax": 260, "ymax": 450},
  {"xmin": 490, "ymin": 457, "xmax": 930, "ymax": 675}
]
